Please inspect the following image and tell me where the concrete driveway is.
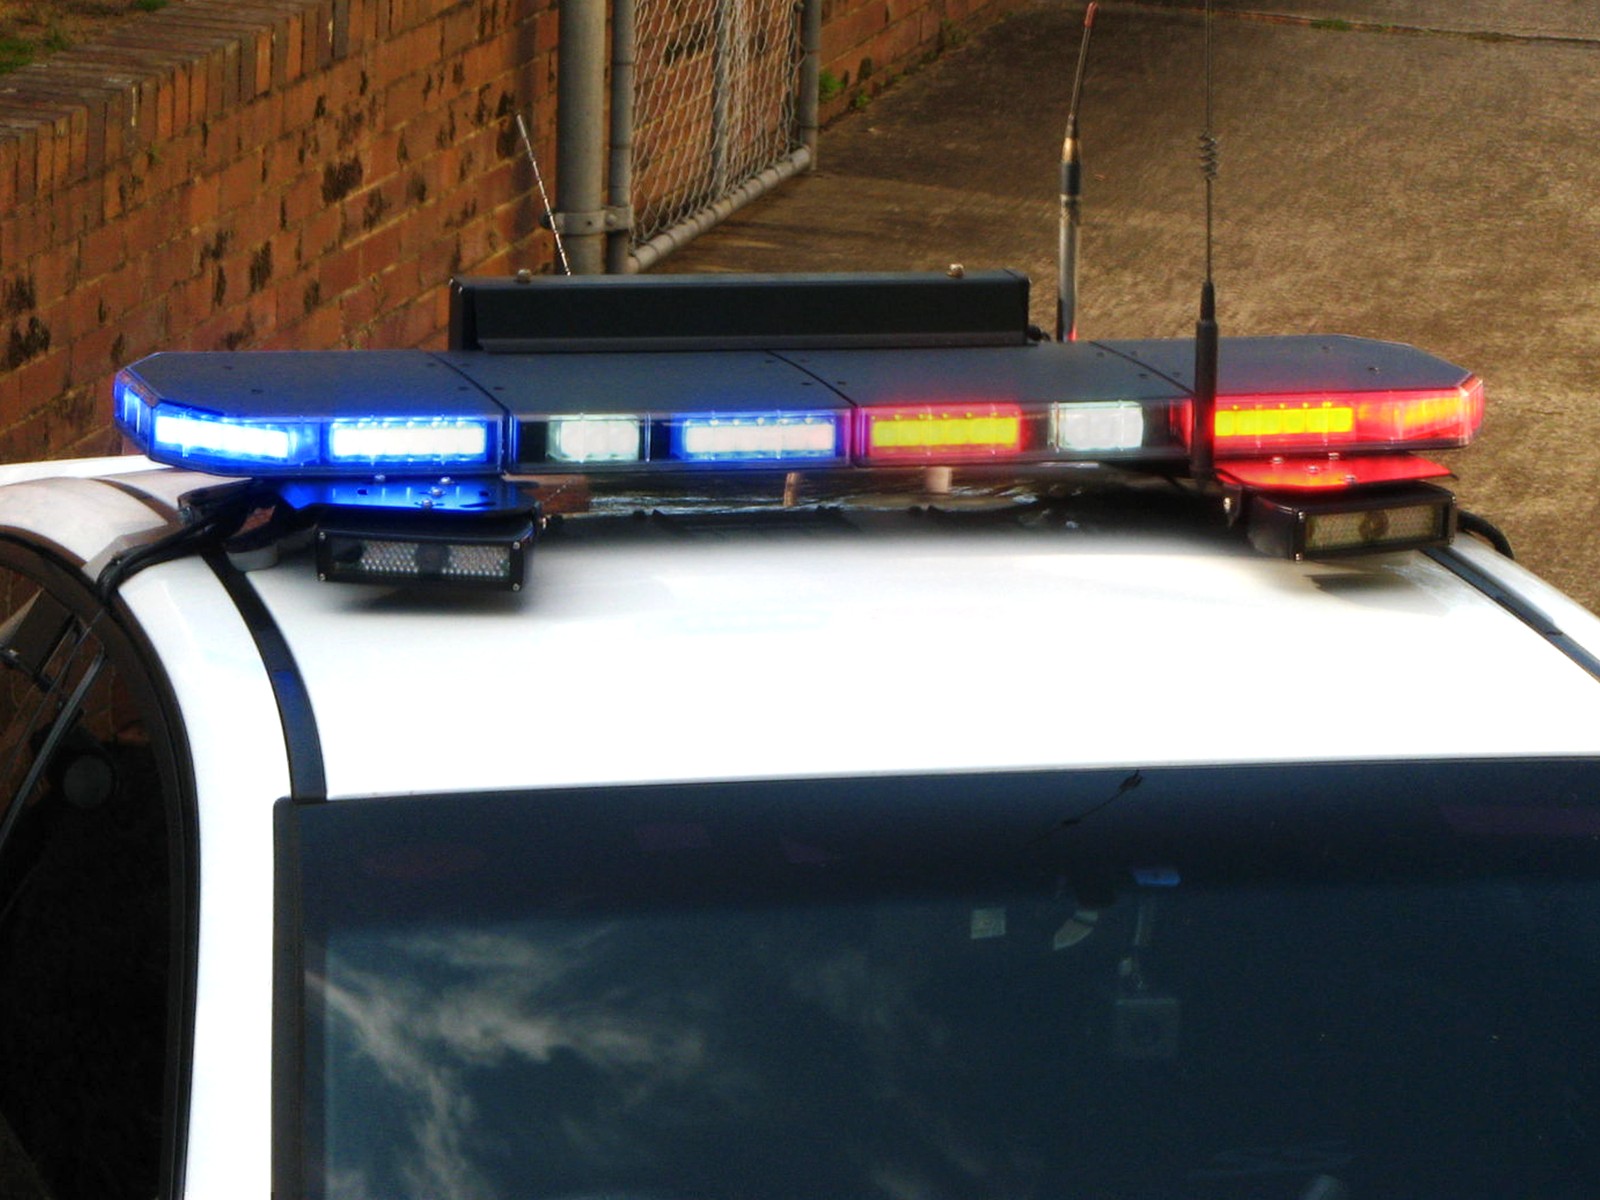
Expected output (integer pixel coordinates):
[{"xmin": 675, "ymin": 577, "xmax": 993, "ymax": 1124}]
[{"xmin": 667, "ymin": 0, "xmax": 1600, "ymax": 613}]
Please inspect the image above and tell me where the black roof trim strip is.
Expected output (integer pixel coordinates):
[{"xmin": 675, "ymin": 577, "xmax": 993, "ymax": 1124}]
[
  {"xmin": 203, "ymin": 550, "xmax": 327, "ymax": 802},
  {"xmin": 1424, "ymin": 545, "xmax": 1600, "ymax": 683}
]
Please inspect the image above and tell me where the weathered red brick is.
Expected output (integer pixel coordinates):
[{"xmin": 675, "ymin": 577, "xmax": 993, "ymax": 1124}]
[
  {"xmin": 118, "ymin": 202, "xmax": 177, "ymax": 270},
  {"xmin": 89, "ymin": 268, "xmax": 151, "ymax": 335},
  {"xmin": 176, "ymin": 173, "xmax": 218, "ymax": 230},
  {"xmin": 237, "ymin": 92, "xmax": 286, "ymax": 160},
  {"xmin": 318, "ymin": 242, "xmax": 364, "ymax": 299},
  {"xmin": 171, "ymin": 270, "xmax": 219, "ymax": 331},
  {"xmin": 298, "ymin": 301, "xmax": 347, "ymax": 348},
  {"xmin": 339, "ymin": 277, "xmax": 380, "ymax": 335},
  {"xmin": 0, "ymin": 133, "xmax": 22, "ymax": 213},
  {"xmin": 440, "ymin": 4, "xmax": 479, "ymax": 59},
  {"xmin": 69, "ymin": 322, "xmax": 124, "ymax": 384},
  {"xmin": 414, "ymin": 229, "xmax": 462, "ymax": 289},
  {"xmin": 154, "ymin": 229, "xmax": 205, "ymax": 294},
  {"xmin": 65, "ymin": 274, "xmax": 111, "ymax": 336},
  {"xmin": 299, "ymin": 203, "xmax": 345, "ymax": 261},
  {"xmin": 309, "ymin": 0, "xmax": 335, "ymax": 70},
  {"xmin": 77, "ymin": 220, "xmax": 126, "ymax": 283},
  {"xmin": 113, "ymin": 298, "xmax": 168, "ymax": 363},
  {"xmin": 3, "ymin": 351, "xmax": 72, "ymax": 424},
  {"xmin": 355, "ymin": 223, "xmax": 404, "ymax": 282},
  {"xmin": 218, "ymin": 150, "xmax": 264, "ymax": 213}
]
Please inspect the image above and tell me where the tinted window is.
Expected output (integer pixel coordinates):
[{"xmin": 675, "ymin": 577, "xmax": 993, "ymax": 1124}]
[
  {"xmin": 285, "ymin": 762, "xmax": 1600, "ymax": 1200},
  {"xmin": 0, "ymin": 549, "xmax": 187, "ymax": 1200}
]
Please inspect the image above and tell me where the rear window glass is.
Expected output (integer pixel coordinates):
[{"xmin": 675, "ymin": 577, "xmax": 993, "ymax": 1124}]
[{"xmin": 282, "ymin": 761, "xmax": 1600, "ymax": 1200}]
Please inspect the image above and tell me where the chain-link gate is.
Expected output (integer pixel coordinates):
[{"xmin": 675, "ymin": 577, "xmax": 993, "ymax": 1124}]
[{"xmin": 629, "ymin": 0, "xmax": 808, "ymax": 262}]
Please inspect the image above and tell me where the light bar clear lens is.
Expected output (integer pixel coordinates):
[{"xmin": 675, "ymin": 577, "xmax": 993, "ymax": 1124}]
[
  {"xmin": 152, "ymin": 405, "xmax": 306, "ymax": 465},
  {"xmin": 1050, "ymin": 401, "xmax": 1145, "ymax": 452},
  {"xmin": 861, "ymin": 403, "xmax": 1024, "ymax": 461},
  {"xmin": 670, "ymin": 413, "xmax": 841, "ymax": 463},
  {"xmin": 546, "ymin": 416, "xmax": 644, "ymax": 464},
  {"xmin": 327, "ymin": 417, "xmax": 493, "ymax": 465}
]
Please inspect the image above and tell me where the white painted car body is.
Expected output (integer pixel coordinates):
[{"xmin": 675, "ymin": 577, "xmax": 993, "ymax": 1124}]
[{"xmin": 3, "ymin": 457, "xmax": 1600, "ymax": 1196}]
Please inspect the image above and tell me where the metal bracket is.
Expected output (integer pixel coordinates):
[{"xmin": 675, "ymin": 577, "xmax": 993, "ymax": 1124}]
[{"xmin": 543, "ymin": 205, "xmax": 633, "ymax": 235}]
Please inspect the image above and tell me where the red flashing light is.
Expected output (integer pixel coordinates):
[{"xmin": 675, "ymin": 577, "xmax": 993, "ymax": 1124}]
[
  {"xmin": 1208, "ymin": 376, "xmax": 1484, "ymax": 455},
  {"xmin": 860, "ymin": 403, "xmax": 1025, "ymax": 461}
]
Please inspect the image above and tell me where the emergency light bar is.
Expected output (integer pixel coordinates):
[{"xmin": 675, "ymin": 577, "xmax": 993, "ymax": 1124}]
[{"xmin": 108, "ymin": 274, "xmax": 1488, "ymax": 587}]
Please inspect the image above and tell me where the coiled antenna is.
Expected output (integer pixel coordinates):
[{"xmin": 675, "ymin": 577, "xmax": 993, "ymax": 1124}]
[{"xmin": 1056, "ymin": 2, "xmax": 1098, "ymax": 342}]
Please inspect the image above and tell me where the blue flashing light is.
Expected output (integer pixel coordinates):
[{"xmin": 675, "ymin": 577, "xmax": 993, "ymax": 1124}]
[
  {"xmin": 114, "ymin": 363, "xmax": 503, "ymax": 477},
  {"xmin": 667, "ymin": 412, "xmax": 844, "ymax": 465},
  {"xmin": 150, "ymin": 402, "xmax": 314, "ymax": 469}
]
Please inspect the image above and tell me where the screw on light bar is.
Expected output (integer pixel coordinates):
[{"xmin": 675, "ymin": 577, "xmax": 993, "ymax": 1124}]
[
  {"xmin": 1049, "ymin": 401, "xmax": 1145, "ymax": 452},
  {"xmin": 668, "ymin": 412, "xmax": 843, "ymax": 464},
  {"xmin": 545, "ymin": 415, "xmax": 645, "ymax": 464},
  {"xmin": 1210, "ymin": 378, "xmax": 1484, "ymax": 455},
  {"xmin": 860, "ymin": 403, "xmax": 1024, "ymax": 461}
]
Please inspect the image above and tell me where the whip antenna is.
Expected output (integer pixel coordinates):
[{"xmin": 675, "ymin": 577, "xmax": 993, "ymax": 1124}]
[
  {"xmin": 516, "ymin": 113, "xmax": 571, "ymax": 276},
  {"xmin": 1190, "ymin": 0, "xmax": 1220, "ymax": 480},
  {"xmin": 1056, "ymin": 1, "xmax": 1097, "ymax": 342}
]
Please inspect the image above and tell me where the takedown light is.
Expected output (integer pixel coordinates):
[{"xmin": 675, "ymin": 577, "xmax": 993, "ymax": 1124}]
[{"xmin": 1246, "ymin": 485, "xmax": 1455, "ymax": 560}]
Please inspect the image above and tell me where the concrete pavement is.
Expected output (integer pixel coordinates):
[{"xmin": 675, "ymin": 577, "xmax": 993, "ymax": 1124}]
[{"xmin": 665, "ymin": 0, "xmax": 1600, "ymax": 613}]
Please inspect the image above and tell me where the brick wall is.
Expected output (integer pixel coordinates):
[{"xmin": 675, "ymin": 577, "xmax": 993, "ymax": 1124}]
[
  {"xmin": 0, "ymin": 0, "xmax": 560, "ymax": 463},
  {"xmin": 0, "ymin": 0, "xmax": 1020, "ymax": 465}
]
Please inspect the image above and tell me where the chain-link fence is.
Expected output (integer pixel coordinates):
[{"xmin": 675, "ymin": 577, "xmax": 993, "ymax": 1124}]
[{"xmin": 631, "ymin": 0, "xmax": 807, "ymax": 255}]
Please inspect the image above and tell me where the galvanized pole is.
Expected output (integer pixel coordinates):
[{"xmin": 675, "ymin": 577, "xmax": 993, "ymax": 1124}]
[
  {"xmin": 607, "ymin": 0, "xmax": 636, "ymax": 273},
  {"xmin": 556, "ymin": 0, "xmax": 607, "ymax": 274},
  {"xmin": 799, "ymin": 0, "xmax": 820, "ymax": 162}
]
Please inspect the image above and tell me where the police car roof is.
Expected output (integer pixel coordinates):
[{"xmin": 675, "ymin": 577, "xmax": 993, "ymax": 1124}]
[{"xmin": 15, "ymin": 459, "xmax": 1600, "ymax": 802}]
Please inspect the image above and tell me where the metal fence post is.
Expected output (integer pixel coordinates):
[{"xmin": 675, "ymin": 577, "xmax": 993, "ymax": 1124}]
[
  {"xmin": 556, "ymin": 0, "xmax": 607, "ymax": 274},
  {"xmin": 606, "ymin": 0, "xmax": 637, "ymax": 273}
]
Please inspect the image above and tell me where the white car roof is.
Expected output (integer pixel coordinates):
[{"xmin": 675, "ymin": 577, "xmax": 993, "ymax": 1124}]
[{"xmin": 16, "ymin": 461, "xmax": 1594, "ymax": 802}]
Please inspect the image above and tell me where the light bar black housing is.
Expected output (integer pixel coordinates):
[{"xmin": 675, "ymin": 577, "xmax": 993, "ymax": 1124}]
[{"xmin": 448, "ymin": 271, "xmax": 1033, "ymax": 353}]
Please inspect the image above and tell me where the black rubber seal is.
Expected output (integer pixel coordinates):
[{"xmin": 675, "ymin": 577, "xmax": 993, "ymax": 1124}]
[{"xmin": 1424, "ymin": 545, "xmax": 1600, "ymax": 683}]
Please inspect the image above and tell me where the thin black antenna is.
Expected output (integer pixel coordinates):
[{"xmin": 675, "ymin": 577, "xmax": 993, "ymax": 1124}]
[
  {"xmin": 1190, "ymin": 0, "xmax": 1219, "ymax": 481},
  {"xmin": 516, "ymin": 113, "xmax": 571, "ymax": 276},
  {"xmin": 1057, "ymin": 2, "xmax": 1097, "ymax": 342}
]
